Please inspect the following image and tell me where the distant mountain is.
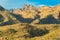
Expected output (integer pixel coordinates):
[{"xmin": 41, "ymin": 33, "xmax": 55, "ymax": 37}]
[
  {"xmin": 0, "ymin": 5, "xmax": 60, "ymax": 26},
  {"xmin": 0, "ymin": 6, "xmax": 5, "ymax": 11},
  {"xmin": 13, "ymin": 5, "xmax": 60, "ymax": 24}
]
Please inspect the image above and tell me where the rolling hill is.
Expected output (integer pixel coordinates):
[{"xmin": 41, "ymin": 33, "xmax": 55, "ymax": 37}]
[{"xmin": 0, "ymin": 5, "xmax": 60, "ymax": 40}]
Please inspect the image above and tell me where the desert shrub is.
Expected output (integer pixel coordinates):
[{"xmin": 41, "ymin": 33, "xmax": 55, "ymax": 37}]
[
  {"xmin": 0, "ymin": 31, "xmax": 3, "ymax": 36},
  {"xmin": 54, "ymin": 25, "xmax": 59, "ymax": 29},
  {"xmin": 1, "ymin": 18, "xmax": 15, "ymax": 26},
  {"xmin": 26, "ymin": 25, "xmax": 49, "ymax": 37},
  {"xmin": 7, "ymin": 29, "xmax": 17, "ymax": 34},
  {"xmin": 29, "ymin": 28, "xmax": 49, "ymax": 37},
  {"xmin": 0, "ymin": 14, "xmax": 4, "ymax": 22},
  {"xmin": 23, "ymin": 34, "xmax": 30, "ymax": 38}
]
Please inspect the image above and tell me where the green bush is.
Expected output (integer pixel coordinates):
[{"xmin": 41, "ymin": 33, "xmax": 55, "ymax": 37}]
[
  {"xmin": 0, "ymin": 31, "xmax": 3, "ymax": 36},
  {"xmin": 54, "ymin": 25, "xmax": 59, "ymax": 29},
  {"xmin": 26, "ymin": 25, "xmax": 49, "ymax": 37},
  {"xmin": 7, "ymin": 29, "xmax": 17, "ymax": 34}
]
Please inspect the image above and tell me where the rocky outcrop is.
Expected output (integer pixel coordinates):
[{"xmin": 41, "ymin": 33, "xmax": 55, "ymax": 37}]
[
  {"xmin": 13, "ymin": 5, "xmax": 60, "ymax": 24},
  {"xmin": 38, "ymin": 5, "xmax": 60, "ymax": 19},
  {"xmin": 13, "ymin": 5, "xmax": 37, "ymax": 19},
  {"xmin": 0, "ymin": 5, "xmax": 60, "ymax": 25},
  {"xmin": 13, "ymin": 5, "xmax": 60, "ymax": 20}
]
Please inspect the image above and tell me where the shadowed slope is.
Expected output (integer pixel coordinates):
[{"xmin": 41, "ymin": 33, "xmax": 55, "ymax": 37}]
[
  {"xmin": 0, "ymin": 11, "xmax": 19, "ymax": 26},
  {"xmin": 40, "ymin": 15, "xmax": 58, "ymax": 24},
  {"xmin": 11, "ymin": 13, "xmax": 34, "ymax": 23},
  {"xmin": 0, "ymin": 5, "xmax": 60, "ymax": 26}
]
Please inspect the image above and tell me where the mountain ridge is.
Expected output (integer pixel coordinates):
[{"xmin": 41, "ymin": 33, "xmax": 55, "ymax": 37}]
[
  {"xmin": 0, "ymin": 5, "xmax": 60, "ymax": 40},
  {"xmin": 0, "ymin": 5, "xmax": 60, "ymax": 25}
]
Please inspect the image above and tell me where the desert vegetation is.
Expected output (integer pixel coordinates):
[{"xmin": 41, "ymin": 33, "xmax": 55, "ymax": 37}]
[{"xmin": 0, "ymin": 5, "xmax": 60, "ymax": 40}]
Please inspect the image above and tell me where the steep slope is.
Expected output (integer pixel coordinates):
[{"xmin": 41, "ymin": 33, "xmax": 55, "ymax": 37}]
[
  {"xmin": 0, "ymin": 10, "xmax": 19, "ymax": 26},
  {"xmin": 0, "ymin": 5, "xmax": 60, "ymax": 25},
  {"xmin": 13, "ymin": 5, "xmax": 37, "ymax": 19},
  {"xmin": 0, "ymin": 5, "xmax": 60, "ymax": 40},
  {"xmin": 38, "ymin": 5, "xmax": 60, "ymax": 19},
  {"xmin": 40, "ymin": 15, "xmax": 58, "ymax": 24},
  {"xmin": 13, "ymin": 5, "xmax": 60, "ymax": 24}
]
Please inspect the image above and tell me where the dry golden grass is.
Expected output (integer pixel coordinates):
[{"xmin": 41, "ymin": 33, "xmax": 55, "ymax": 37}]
[
  {"xmin": 0, "ymin": 24, "xmax": 60, "ymax": 40},
  {"xmin": 0, "ymin": 5, "xmax": 60, "ymax": 40}
]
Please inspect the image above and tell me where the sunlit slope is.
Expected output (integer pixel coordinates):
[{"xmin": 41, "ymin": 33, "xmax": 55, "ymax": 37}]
[
  {"xmin": 0, "ymin": 10, "xmax": 20, "ymax": 25},
  {"xmin": 0, "ymin": 5, "xmax": 60, "ymax": 40},
  {"xmin": 33, "ymin": 28, "xmax": 60, "ymax": 40},
  {"xmin": 0, "ymin": 5, "xmax": 60, "ymax": 24},
  {"xmin": 13, "ymin": 5, "xmax": 60, "ymax": 20},
  {"xmin": 13, "ymin": 5, "xmax": 60, "ymax": 24},
  {"xmin": 0, "ymin": 24, "xmax": 60, "ymax": 40}
]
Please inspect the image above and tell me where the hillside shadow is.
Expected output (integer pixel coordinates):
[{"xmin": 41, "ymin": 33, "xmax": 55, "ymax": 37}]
[
  {"xmin": 0, "ymin": 13, "xmax": 35, "ymax": 26},
  {"xmin": 0, "ymin": 13, "xmax": 60, "ymax": 26},
  {"xmin": 0, "ymin": 17, "xmax": 16, "ymax": 26},
  {"xmin": 39, "ymin": 15, "xmax": 59, "ymax": 24},
  {"xmin": 11, "ymin": 13, "xmax": 34, "ymax": 23},
  {"xmin": 23, "ymin": 25, "xmax": 49, "ymax": 38},
  {"xmin": 0, "ymin": 14, "xmax": 4, "ymax": 22}
]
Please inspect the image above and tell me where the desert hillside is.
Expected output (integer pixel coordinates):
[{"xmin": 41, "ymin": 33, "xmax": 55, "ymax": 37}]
[
  {"xmin": 13, "ymin": 5, "xmax": 60, "ymax": 24},
  {"xmin": 0, "ymin": 5, "xmax": 60, "ymax": 40},
  {"xmin": 0, "ymin": 5, "xmax": 60, "ymax": 24}
]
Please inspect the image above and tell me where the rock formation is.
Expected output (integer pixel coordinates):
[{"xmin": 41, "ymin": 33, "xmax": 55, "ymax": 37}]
[{"xmin": 0, "ymin": 5, "xmax": 60, "ymax": 25}]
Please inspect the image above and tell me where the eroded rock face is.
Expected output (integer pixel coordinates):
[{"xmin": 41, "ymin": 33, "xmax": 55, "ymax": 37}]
[
  {"xmin": 38, "ymin": 5, "xmax": 60, "ymax": 19},
  {"xmin": 13, "ymin": 5, "xmax": 37, "ymax": 19},
  {"xmin": 0, "ymin": 5, "xmax": 60, "ymax": 24},
  {"xmin": 13, "ymin": 5, "xmax": 60, "ymax": 20},
  {"xmin": 52, "ymin": 5, "xmax": 60, "ymax": 19},
  {"xmin": 38, "ymin": 6, "xmax": 53, "ymax": 19}
]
